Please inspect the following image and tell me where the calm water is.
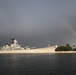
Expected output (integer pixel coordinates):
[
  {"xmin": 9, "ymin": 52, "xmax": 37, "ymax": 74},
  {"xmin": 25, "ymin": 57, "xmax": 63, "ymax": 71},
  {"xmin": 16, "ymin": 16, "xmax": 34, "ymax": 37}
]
[{"xmin": 0, "ymin": 53, "xmax": 76, "ymax": 75}]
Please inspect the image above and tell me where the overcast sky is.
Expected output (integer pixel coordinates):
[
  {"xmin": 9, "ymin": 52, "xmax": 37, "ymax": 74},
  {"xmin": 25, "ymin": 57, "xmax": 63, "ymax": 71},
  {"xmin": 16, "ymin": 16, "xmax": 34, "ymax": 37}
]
[{"xmin": 0, "ymin": 0, "xmax": 76, "ymax": 47}]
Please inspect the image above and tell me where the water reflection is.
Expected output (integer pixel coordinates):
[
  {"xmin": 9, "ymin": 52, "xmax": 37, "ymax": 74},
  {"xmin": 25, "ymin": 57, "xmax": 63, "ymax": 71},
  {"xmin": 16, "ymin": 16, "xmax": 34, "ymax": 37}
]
[{"xmin": 0, "ymin": 54, "xmax": 76, "ymax": 75}]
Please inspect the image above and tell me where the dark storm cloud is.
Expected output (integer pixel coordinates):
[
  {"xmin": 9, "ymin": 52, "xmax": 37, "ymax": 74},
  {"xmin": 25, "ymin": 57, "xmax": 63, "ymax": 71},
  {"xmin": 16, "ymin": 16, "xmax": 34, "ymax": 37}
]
[{"xmin": 0, "ymin": 0, "xmax": 76, "ymax": 47}]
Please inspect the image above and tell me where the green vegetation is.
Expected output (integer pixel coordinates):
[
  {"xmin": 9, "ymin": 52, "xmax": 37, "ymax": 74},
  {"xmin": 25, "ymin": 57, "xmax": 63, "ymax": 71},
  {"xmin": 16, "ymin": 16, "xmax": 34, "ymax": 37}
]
[
  {"xmin": 73, "ymin": 48, "xmax": 76, "ymax": 51},
  {"xmin": 55, "ymin": 44, "xmax": 73, "ymax": 51}
]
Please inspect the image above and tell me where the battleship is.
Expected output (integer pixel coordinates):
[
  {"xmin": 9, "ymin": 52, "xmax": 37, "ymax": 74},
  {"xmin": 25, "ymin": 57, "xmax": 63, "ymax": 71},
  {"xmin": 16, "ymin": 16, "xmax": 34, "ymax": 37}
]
[{"xmin": 0, "ymin": 38, "xmax": 57, "ymax": 53}]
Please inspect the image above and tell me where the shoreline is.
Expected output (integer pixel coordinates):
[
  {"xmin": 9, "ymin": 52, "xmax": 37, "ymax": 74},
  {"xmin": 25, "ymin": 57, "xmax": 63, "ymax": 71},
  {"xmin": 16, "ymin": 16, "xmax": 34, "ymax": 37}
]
[
  {"xmin": 1, "ymin": 52, "xmax": 76, "ymax": 54},
  {"xmin": 0, "ymin": 47, "xmax": 76, "ymax": 54},
  {"xmin": 1, "ymin": 51, "xmax": 76, "ymax": 54}
]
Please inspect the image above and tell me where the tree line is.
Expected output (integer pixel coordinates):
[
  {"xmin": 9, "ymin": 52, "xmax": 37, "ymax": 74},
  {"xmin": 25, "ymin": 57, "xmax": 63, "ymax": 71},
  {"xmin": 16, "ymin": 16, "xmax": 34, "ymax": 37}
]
[{"xmin": 55, "ymin": 44, "xmax": 76, "ymax": 51}]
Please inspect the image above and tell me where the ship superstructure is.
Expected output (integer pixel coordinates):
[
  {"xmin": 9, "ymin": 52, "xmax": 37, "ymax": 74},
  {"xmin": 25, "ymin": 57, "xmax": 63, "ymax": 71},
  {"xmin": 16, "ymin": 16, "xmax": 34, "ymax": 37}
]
[{"xmin": 1, "ymin": 38, "xmax": 24, "ymax": 50}]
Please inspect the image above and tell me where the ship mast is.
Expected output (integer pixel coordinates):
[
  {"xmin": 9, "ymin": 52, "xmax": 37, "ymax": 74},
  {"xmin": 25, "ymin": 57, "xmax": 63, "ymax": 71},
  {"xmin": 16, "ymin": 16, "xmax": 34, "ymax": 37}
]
[{"xmin": 48, "ymin": 41, "xmax": 50, "ymax": 47}]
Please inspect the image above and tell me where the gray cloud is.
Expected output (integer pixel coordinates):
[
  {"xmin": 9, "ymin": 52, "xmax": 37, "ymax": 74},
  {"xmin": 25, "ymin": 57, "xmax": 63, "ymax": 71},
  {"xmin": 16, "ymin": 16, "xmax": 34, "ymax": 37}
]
[{"xmin": 0, "ymin": 0, "xmax": 76, "ymax": 47}]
